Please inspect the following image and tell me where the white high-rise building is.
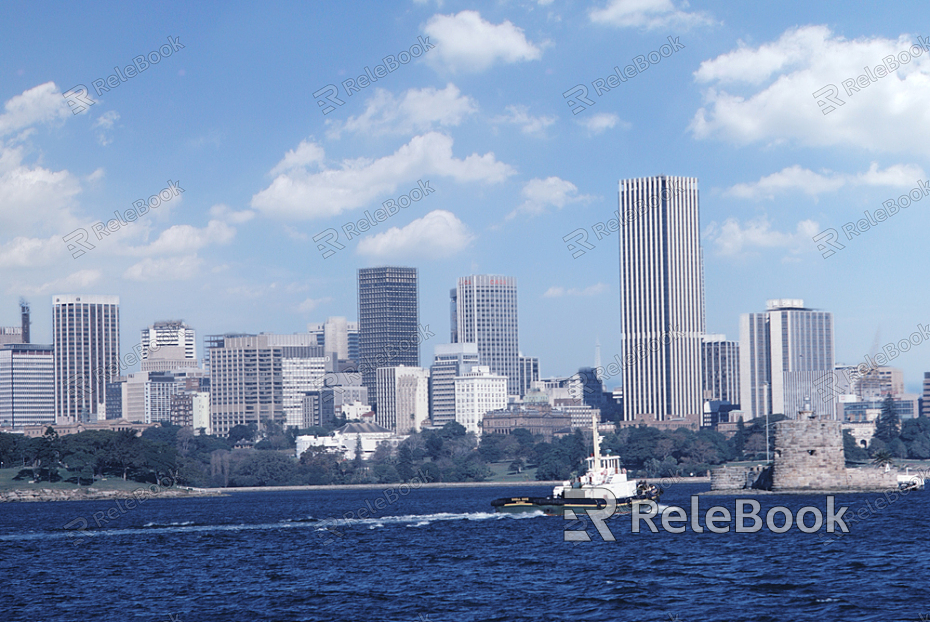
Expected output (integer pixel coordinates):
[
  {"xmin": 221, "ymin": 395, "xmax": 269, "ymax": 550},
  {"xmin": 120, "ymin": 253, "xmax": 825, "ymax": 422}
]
[
  {"xmin": 53, "ymin": 294, "xmax": 120, "ymax": 423},
  {"xmin": 282, "ymin": 347, "xmax": 328, "ymax": 428},
  {"xmin": 376, "ymin": 365, "xmax": 429, "ymax": 435},
  {"xmin": 618, "ymin": 175, "xmax": 704, "ymax": 421},
  {"xmin": 0, "ymin": 344, "xmax": 55, "ymax": 428},
  {"xmin": 702, "ymin": 334, "xmax": 740, "ymax": 404},
  {"xmin": 141, "ymin": 320, "xmax": 196, "ymax": 360},
  {"xmin": 452, "ymin": 275, "xmax": 519, "ymax": 396},
  {"xmin": 454, "ymin": 366, "xmax": 507, "ymax": 435},
  {"xmin": 429, "ymin": 343, "xmax": 480, "ymax": 426},
  {"xmin": 307, "ymin": 317, "xmax": 359, "ymax": 363},
  {"xmin": 740, "ymin": 299, "xmax": 835, "ymax": 420}
]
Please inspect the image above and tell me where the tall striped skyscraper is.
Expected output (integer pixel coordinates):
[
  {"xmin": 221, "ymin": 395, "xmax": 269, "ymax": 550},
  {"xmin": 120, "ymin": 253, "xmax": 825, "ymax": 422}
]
[
  {"xmin": 452, "ymin": 275, "xmax": 519, "ymax": 396},
  {"xmin": 618, "ymin": 175, "xmax": 704, "ymax": 421},
  {"xmin": 53, "ymin": 294, "xmax": 120, "ymax": 423}
]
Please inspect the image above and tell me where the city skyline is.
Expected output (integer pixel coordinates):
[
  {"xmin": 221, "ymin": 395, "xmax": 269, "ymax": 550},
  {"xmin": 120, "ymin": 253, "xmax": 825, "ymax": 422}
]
[{"xmin": 4, "ymin": 3, "xmax": 930, "ymax": 394}]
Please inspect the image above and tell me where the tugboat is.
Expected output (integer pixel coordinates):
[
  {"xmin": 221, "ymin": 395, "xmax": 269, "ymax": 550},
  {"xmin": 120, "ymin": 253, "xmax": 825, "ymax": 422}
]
[{"xmin": 491, "ymin": 412, "xmax": 661, "ymax": 516}]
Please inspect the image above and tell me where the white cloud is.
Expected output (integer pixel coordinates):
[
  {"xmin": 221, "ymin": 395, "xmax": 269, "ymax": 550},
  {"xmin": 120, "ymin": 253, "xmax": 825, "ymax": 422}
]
[
  {"xmin": 128, "ymin": 220, "xmax": 236, "ymax": 256},
  {"xmin": 93, "ymin": 110, "xmax": 119, "ymax": 146},
  {"xmin": 0, "ymin": 235, "xmax": 67, "ymax": 268},
  {"xmin": 0, "ymin": 144, "xmax": 83, "ymax": 232},
  {"xmin": 298, "ymin": 297, "xmax": 332, "ymax": 313},
  {"xmin": 123, "ymin": 255, "xmax": 204, "ymax": 282},
  {"xmin": 726, "ymin": 163, "xmax": 927, "ymax": 199},
  {"xmin": 589, "ymin": 0, "xmax": 713, "ymax": 30},
  {"xmin": 0, "ymin": 82, "xmax": 70, "ymax": 137},
  {"xmin": 493, "ymin": 105, "xmax": 555, "ymax": 136},
  {"xmin": 507, "ymin": 176, "xmax": 592, "ymax": 220},
  {"xmin": 269, "ymin": 140, "xmax": 325, "ymax": 176},
  {"xmin": 326, "ymin": 84, "xmax": 477, "ymax": 138},
  {"xmin": 691, "ymin": 26, "xmax": 930, "ymax": 156},
  {"xmin": 210, "ymin": 203, "xmax": 255, "ymax": 224},
  {"xmin": 356, "ymin": 209, "xmax": 474, "ymax": 258},
  {"xmin": 543, "ymin": 283, "xmax": 609, "ymax": 297},
  {"xmin": 704, "ymin": 216, "xmax": 820, "ymax": 259},
  {"xmin": 15, "ymin": 269, "xmax": 102, "ymax": 296},
  {"xmin": 251, "ymin": 132, "xmax": 514, "ymax": 220},
  {"xmin": 578, "ymin": 112, "xmax": 628, "ymax": 135},
  {"xmin": 424, "ymin": 10, "xmax": 544, "ymax": 73}
]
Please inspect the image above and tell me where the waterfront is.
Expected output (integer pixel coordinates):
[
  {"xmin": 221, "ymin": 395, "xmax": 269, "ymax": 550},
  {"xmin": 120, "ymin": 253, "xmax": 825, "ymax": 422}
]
[{"xmin": 1, "ymin": 482, "xmax": 927, "ymax": 621}]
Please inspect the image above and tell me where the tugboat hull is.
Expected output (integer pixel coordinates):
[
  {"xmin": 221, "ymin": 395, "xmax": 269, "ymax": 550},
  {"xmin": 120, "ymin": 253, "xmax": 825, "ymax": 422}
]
[{"xmin": 491, "ymin": 494, "xmax": 658, "ymax": 516}]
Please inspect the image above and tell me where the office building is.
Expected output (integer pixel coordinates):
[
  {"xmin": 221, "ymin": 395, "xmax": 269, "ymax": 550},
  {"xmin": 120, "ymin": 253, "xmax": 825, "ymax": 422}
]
[
  {"xmin": 923, "ymin": 372, "xmax": 930, "ymax": 418},
  {"xmin": 452, "ymin": 275, "xmax": 520, "ymax": 396},
  {"xmin": 429, "ymin": 343, "xmax": 480, "ymax": 426},
  {"xmin": 518, "ymin": 354, "xmax": 539, "ymax": 398},
  {"xmin": 739, "ymin": 299, "xmax": 835, "ymax": 420},
  {"xmin": 52, "ymin": 294, "xmax": 120, "ymax": 423},
  {"xmin": 0, "ymin": 327, "xmax": 22, "ymax": 345},
  {"xmin": 618, "ymin": 176, "xmax": 704, "ymax": 422},
  {"xmin": 141, "ymin": 320, "xmax": 196, "ymax": 361},
  {"xmin": 281, "ymin": 346, "xmax": 328, "ymax": 428},
  {"xmin": 307, "ymin": 317, "xmax": 360, "ymax": 364},
  {"xmin": 454, "ymin": 365, "xmax": 508, "ymax": 435},
  {"xmin": 207, "ymin": 333, "xmax": 320, "ymax": 436},
  {"xmin": 170, "ymin": 392, "xmax": 211, "ymax": 433},
  {"xmin": 0, "ymin": 344, "xmax": 55, "ymax": 428},
  {"xmin": 358, "ymin": 267, "xmax": 419, "ymax": 408},
  {"xmin": 702, "ymin": 334, "xmax": 740, "ymax": 404},
  {"xmin": 376, "ymin": 365, "xmax": 429, "ymax": 435}
]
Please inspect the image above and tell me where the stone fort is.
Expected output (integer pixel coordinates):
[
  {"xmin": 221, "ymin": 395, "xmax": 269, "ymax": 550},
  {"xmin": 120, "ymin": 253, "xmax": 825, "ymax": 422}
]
[{"xmin": 711, "ymin": 415, "xmax": 898, "ymax": 492}]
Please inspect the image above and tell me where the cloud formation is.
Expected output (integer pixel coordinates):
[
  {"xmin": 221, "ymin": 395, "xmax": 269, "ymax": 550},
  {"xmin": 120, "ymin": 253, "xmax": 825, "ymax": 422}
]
[
  {"xmin": 252, "ymin": 132, "xmax": 514, "ymax": 220},
  {"xmin": 424, "ymin": 10, "xmax": 544, "ymax": 73}
]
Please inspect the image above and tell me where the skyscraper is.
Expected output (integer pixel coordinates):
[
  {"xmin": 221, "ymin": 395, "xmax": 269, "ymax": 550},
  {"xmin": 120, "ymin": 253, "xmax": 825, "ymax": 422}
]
[
  {"xmin": 358, "ymin": 266, "xmax": 419, "ymax": 408},
  {"xmin": 740, "ymin": 299, "xmax": 835, "ymax": 420},
  {"xmin": 618, "ymin": 175, "xmax": 704, "ymax": 421},
  {"xmin": 53, "ymin": 294, "xmax": 120, "ymax": 423},
  {"xmin": 702, "ymin": 334, "xmax": 740, "ymax": 404},
  {"xmin": 429, "ymin": 343, "xmax": 480, "ymax": 426},
  {"xmin": 452, "ymin": 275, "xmax": 520, "ymax": 396}
]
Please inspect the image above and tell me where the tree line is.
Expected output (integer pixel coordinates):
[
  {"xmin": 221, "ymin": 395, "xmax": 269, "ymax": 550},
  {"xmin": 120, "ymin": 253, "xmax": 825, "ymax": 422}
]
[{"xmin": 4, "ymin": 404, "xmax": 928, "ymax": 488}]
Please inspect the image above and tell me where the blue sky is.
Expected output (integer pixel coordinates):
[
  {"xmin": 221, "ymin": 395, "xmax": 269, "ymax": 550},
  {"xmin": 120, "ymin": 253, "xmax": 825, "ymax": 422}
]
[{"xmin": 3, "ymin": 1, "xmax": 930, "ymax": 392}]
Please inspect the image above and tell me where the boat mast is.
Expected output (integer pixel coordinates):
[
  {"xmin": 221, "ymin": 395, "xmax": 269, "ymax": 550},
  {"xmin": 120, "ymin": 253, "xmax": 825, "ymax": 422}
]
[{"xmin": 592, "ymin": 409, "xmax": 600, "ymax": 469}]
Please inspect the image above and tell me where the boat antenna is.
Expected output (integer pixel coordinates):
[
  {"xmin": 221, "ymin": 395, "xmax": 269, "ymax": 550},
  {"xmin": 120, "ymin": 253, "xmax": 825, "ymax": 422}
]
[{"xmin": 592, "ymin": 409, "xmax": 600, "ymax": 468}]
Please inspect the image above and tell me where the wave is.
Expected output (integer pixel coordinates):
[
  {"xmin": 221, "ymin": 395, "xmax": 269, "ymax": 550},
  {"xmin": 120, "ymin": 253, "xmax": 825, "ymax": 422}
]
[{"xmin": 0, "ymin": 510, "xmax": 544, "ymax": 543}]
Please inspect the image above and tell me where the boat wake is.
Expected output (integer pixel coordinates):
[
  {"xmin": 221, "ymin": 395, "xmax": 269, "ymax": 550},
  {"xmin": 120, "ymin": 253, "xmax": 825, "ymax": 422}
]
[{"xmin": 0, "ymin": 510, "xmax": 544, "ymax": 543}]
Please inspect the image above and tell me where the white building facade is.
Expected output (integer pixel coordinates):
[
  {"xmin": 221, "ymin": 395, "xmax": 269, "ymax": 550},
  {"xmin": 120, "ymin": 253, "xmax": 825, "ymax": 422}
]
[
  {"xmin": 452, "ymin": 275, "xmax": 520, "ymax": 396},
  {"xmin": 739, "ymin": 299, "xmax": 835, "ymax": 420},
  {"xmin": 454, "ymin": 366, "xmax": 507, "ymax": 435},
  {"xmin": 618, "ymin": 176, "xmax": 704, "ymax": 422},
  {"xmin": 376, "ymin": 365, "xmax": 429, "ymax": 435}
]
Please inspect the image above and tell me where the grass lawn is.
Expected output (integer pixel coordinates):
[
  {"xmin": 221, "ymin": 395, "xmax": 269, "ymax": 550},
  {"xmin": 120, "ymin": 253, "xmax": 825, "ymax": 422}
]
[
  {"xmin": 485, "ymin": 461, "xmax": 540, "ymax": 482},
  {"xmin": 0, "ymin": 467, "xmax": 145, "ymax": 492}
]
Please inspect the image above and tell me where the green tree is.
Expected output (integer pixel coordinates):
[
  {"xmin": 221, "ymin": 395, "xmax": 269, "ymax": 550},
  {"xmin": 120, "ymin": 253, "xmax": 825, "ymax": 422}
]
[
  {"xmin": 843, "ymin": 430, "xmax": 869, "ymax": 464},
  {"xmin": 874, "ymin": 396, "xmax": 900, "ymax": 443}
]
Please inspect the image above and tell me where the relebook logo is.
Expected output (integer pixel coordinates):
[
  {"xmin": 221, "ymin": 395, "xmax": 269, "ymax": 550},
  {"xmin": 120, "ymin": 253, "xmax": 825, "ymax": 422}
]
[{"xmin": 564, "ymin": 493, "xmax": 850, "ymax": 542}]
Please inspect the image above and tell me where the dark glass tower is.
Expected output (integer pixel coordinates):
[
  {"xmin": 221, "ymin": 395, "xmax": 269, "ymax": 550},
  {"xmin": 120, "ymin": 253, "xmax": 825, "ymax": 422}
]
[{"xmin": 357, "ymin": 267, "xmax": 419, "ymax": 408}]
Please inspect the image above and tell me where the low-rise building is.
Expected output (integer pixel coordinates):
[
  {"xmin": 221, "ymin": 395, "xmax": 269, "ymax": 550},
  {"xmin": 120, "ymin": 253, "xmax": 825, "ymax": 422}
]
[{"xmin": 295, "ymin": 421, "xmax": 403, "ymax": 460}]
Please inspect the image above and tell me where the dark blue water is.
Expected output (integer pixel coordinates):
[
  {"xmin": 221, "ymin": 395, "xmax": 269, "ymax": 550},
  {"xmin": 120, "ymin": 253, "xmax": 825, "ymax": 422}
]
[{"xmin": 1, "ymin": 482, "xmax": 927, "ymax": 621}]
